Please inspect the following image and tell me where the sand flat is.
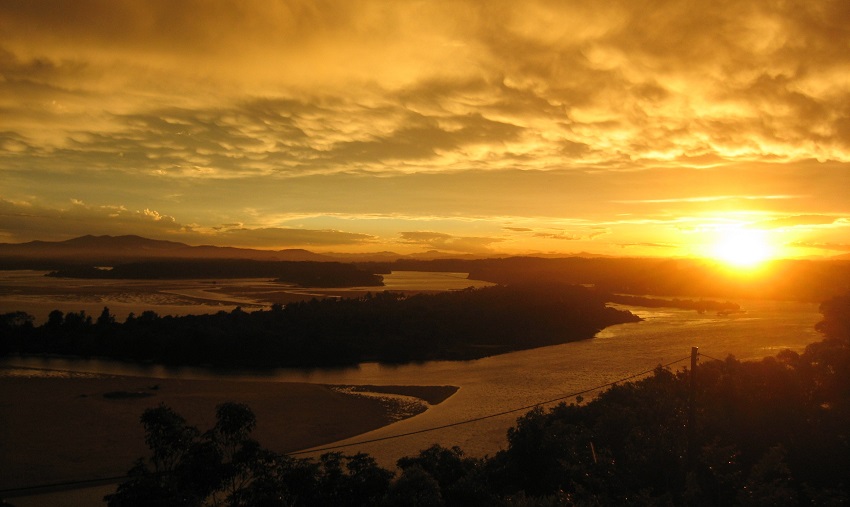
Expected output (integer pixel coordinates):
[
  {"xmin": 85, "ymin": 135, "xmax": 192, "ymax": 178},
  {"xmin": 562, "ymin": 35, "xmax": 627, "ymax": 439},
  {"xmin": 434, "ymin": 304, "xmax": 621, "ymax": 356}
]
[{"xmin": 0, "ymin": 374, "xmax": 457, "ymax": 492}]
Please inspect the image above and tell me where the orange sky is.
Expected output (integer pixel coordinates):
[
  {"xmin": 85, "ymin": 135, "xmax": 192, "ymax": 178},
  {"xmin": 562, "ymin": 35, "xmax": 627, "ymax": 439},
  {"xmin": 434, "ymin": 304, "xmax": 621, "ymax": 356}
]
[{"xmin": 1, "ymin": 1, "xmax": 849, "ymax": 259}]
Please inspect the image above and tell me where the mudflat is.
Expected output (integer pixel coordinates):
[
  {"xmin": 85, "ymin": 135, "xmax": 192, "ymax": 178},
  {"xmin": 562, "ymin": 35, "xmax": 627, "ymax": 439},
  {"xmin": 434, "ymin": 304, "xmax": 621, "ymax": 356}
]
[{"xmin": 0, "ymin": 373, "xmax": 458, "ymax": 492}]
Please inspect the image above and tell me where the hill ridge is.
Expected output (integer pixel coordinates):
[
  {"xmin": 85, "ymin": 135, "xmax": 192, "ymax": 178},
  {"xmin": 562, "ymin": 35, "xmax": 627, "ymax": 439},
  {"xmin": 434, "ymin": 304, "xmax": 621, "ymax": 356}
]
[{"xmin": 0, "ymin": 235, "xmax": 331, "ymax": 263}]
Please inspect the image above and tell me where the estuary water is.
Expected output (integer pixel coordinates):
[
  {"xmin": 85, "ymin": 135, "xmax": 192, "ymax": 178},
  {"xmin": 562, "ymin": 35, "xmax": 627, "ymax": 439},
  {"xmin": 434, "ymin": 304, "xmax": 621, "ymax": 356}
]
[
  {"xmin": 2, "ymin": 294, "xmax": 823, "ymax": 466},
  {"xmin": 0, "ymin": 270, "xmax": 495, "ymax": 324},
  {"xmin": 0, "ymin": 272, "xmax": 825, "ymax": 506}
]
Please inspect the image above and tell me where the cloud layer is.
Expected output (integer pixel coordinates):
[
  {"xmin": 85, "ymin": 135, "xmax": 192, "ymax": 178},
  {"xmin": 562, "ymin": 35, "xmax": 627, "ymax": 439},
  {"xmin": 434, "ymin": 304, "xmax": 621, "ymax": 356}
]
[{"xmin": 1, "ymin": 1, "xmax": 849, "ymax": 256}]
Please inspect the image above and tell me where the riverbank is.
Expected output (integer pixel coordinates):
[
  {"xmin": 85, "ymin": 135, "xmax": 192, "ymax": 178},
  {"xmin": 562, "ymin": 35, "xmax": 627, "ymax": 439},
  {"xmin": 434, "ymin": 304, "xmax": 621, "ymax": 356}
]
[{"xmin": 0, "ymin": 369, "xmax": 457, "ymax": 494}]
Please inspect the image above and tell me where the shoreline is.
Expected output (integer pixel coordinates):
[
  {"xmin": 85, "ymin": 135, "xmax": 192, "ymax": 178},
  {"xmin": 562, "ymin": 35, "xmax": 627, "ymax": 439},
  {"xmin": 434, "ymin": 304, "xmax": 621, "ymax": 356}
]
[{"xmin": 0, "ymin": 370, "xmax": 458, "ymax": 494}]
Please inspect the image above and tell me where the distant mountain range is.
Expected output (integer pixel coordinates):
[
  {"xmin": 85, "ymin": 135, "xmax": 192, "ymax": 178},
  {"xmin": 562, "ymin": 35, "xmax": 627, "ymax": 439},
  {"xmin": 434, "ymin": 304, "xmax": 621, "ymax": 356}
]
[
  {"xmin": 4, "ymin": 235, "xmax": 846, "ymax": 268},
  {"xmin": 0, "ymin": 235, "xmax": 488, "ymax": 266},
  {"xmin": 0, "ymin": 235, "xmax": 332, "ymax": 265}
]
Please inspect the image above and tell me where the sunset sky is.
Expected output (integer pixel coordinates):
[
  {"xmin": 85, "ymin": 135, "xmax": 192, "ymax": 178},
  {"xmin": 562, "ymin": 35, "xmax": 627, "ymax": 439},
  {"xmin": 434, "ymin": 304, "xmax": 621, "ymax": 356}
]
[{"xmin": 1, "ymin": 1, "xmax": 849, "ymax": 259}]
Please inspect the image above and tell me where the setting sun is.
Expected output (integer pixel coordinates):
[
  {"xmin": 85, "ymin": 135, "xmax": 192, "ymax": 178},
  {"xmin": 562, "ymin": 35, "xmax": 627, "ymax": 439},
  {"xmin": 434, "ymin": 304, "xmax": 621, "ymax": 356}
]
[
  {"xmin": 1, "ymin": 3, "xmax": 848, "ymax": 259},
  {"xmin": 3, "ymin": 3, "xmax": 850, "ymax": 505},
  {"xmin": 710, "ymin": 229, "xmax": 774, "ymax": 268}
]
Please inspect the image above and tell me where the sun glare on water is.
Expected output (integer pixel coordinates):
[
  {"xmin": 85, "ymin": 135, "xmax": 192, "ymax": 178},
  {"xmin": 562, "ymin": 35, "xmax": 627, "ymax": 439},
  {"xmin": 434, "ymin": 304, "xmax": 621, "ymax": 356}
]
[{"xmin": 709, "ymin": 228, "xmax": 775, "ymax": 269}]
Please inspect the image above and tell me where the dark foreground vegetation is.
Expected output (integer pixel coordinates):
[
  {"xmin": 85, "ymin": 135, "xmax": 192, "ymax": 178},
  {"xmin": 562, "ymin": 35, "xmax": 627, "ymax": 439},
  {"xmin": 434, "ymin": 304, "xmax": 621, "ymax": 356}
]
[
  {"xmin": 0, "ymin": 284, "xmax": 639, "ymax": 367},
  {"xmin": 102, "ymin": 292, "xmax": 850, "ymax": 506}
]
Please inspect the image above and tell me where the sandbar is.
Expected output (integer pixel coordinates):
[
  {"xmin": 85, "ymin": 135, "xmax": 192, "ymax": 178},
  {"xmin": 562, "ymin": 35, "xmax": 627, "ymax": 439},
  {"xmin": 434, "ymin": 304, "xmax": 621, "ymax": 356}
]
[{"xmin": 0, "ymin": 371, "xmax": 458, "ymax": 493}]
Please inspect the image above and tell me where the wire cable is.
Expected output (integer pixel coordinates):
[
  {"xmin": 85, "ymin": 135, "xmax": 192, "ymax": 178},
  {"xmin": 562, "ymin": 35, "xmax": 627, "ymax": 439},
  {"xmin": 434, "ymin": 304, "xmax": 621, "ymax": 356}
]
[
  {"xmin": 0, "ymin": 355, "xmax": 693, "ymax": 495},
  {"xmin": 698, "ymin": 352, "xmax": 724, "ymax": 362},
  {"xmin": 288, "ymin": 354, "xmax": 692, "ymax": 456},
  {"xmin": 0, "ymin": 476, "xmax": 127, "ymax": 497}
]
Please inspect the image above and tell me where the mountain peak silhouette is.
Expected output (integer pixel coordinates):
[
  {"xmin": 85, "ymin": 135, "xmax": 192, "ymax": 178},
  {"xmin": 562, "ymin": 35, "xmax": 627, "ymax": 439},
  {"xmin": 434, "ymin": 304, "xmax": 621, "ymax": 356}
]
[{"xmin": 0, "ymin": 235, "xmax": 330, "ymax": 263}]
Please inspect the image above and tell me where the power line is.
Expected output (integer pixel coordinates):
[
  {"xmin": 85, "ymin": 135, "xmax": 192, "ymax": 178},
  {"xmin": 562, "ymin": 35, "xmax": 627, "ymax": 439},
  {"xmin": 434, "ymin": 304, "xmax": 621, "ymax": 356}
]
[
  {"xmin": 288, "ymin": 354, "xmax": 692, "ymax": 456},
  {"xmin": 699, "ymin": 352, "xmax": 724, "ymax": 362},
  {"xmin": 0, "ymin": 354, "xmax": 692, "ymax": 497},
  {"xmin": 0, "ymin": 476, "xmax": 127, "ymax": 498}
]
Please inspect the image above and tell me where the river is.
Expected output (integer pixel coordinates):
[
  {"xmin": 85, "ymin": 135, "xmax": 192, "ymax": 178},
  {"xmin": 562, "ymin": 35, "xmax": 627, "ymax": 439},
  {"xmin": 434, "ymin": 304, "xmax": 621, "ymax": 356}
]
[
  {"xmin": 0, "ymin": 269, "xmax": 497, "ymax": 324},
  {"xmin": 0, "ymin": 272, "xmax": 825, "ymax": 505}
]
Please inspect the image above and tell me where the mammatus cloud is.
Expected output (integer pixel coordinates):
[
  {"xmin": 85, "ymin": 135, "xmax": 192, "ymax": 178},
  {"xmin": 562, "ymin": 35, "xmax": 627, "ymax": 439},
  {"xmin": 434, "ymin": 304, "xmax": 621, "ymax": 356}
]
[
  {"xmin": 3, "ymin": 0, "xmax": 848, "ymax": 177},
  {"xmin": 1, "ymin": 1, "xmax": 848, "ymax": 257}
]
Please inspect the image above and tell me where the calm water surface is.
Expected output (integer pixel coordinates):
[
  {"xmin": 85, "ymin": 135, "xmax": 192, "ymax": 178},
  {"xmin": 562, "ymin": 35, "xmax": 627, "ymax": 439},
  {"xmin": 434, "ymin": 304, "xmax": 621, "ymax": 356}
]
[
  {"xmin": 1, "ymin": 284, "xmax": 824, "ymax": 506},
  {"xmin": 2, "ymin": 296, "xmax": 823, "ymax": 466},
  {"xmin": 0, "ymin": 269, "xmax": 495, "ymax": 324}
]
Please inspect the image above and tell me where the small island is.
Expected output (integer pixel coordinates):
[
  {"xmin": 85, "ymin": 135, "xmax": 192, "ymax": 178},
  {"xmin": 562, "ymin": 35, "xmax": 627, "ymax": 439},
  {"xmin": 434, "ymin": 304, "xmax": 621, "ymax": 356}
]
[{"xmin": 1, "ymin": 283, "xmax": 639, "ymax": 368}]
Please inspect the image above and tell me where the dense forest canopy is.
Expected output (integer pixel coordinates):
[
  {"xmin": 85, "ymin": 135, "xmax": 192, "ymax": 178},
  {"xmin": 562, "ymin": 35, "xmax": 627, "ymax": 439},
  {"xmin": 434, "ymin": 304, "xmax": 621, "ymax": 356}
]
[{"xmin": 0, "ymin": 284, "xmax": 639, "ymax": 367}]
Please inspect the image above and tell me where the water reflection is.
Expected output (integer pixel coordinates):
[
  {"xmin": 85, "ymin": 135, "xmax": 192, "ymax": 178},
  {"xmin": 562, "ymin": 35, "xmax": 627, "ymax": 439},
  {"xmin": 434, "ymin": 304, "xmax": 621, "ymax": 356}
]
[
  {"xmin": 0, "ymin": 270, "xmax": 495, "ymax": 324},
  {"xmin": 1, "ymin": 298, "xmax": 823, "ymax": 467}
]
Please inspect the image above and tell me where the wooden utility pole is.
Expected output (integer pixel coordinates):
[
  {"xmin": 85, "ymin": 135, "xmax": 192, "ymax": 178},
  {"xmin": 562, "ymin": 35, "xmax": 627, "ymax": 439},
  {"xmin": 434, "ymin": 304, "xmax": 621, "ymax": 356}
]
[{"xmin": 687, "ymin": 346, "xmax": 698, "ymax": 468}]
